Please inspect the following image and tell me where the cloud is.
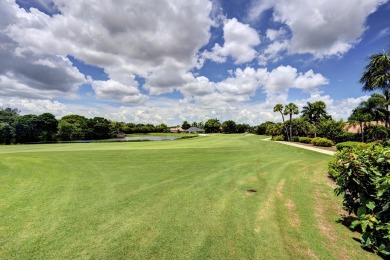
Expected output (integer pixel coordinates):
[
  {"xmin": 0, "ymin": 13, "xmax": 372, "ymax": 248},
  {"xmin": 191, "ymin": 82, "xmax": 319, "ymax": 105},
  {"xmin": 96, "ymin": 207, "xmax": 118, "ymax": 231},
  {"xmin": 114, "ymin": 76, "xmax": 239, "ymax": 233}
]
[
  {"xmin": 250, "ymin": 0, "xmax": 387, "ymax": 57},
  {"xmin": 203, "ymin": 18, "xmax": 261, "ymax": 64},
  {"xmin": 258, "ymin": 65, "xmax": 329, "ymax": 95},
  {"xmin": 266, "ymin": 28, "xmax": 287, "ymax": 41},
  {"xmin": 2, "ymin": 0, "xmax": 213, "ymax": 100},
  {"xmin": 91, "ymin": 79, "xmax": 147, "ymax": 103}
]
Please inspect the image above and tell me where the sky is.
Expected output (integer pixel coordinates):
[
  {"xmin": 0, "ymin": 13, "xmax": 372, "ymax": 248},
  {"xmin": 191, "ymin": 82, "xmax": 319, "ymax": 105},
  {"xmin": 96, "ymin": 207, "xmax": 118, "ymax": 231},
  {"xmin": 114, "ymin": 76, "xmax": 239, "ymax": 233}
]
[{"xmin": 1, "ymin": 0, "xmax": 390, "ymax": 126}]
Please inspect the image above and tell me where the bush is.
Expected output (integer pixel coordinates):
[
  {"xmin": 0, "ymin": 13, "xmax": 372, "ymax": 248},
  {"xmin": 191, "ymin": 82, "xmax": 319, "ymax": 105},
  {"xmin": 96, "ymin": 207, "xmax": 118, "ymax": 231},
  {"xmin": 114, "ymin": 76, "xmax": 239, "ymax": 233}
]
[
  {"xmin": 291, "ymin": 136, "xmax": 300, "ymax": 142},
  {"xmin": 271, "ymin": 135, "xmax": 285, "ymax": 141},
  {"xmin": 329, "ymin": 145, "xmax": 390, "ymax": 256},
  {"xmin": 311, "ymin": 137, "xmax": 334, "ymax": 147},
  {"xmin": 299, "ymin": 137, "xmax": 312, "ymax": 143},
  {"xmin": 335, "ymin": 141, "xmax": 370, "ymax": 151}
]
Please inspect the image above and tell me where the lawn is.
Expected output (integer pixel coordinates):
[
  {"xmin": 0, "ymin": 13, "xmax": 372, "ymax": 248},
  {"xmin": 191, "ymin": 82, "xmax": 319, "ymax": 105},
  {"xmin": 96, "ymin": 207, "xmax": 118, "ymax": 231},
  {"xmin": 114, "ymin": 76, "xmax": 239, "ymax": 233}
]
[{"xmin": 0, "ymin": 134, "xmax": 379, "ymax": 259}]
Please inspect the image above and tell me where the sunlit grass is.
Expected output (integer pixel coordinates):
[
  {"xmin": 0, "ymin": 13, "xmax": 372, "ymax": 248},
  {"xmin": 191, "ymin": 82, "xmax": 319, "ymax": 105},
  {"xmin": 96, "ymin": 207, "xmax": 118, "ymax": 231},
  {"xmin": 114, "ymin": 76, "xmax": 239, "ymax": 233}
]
[{"xmin": 0, "ymin": 135, "xmax": 379, "ymax": 259}]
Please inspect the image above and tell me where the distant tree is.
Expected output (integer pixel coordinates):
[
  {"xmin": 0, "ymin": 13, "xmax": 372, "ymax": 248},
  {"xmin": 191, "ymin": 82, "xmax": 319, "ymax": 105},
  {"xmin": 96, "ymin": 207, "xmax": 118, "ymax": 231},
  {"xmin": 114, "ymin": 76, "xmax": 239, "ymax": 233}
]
[
  {"xmin": 14, "ymin": 114, "xmax": 41, "ymax": 143},
  {"xmin": 256, "ymin": 121, "xmax": 274, "ymax": 135},
  {"xmin": 38, "ymin": 113, "xmax": 58, "ymax": 141},
  {"xmin": 0, "ymin": 107, "xmax": 19, "ymax": 144},
  {"xmin": 360, "ymin": 47, "xmax": 390, "ymax": 126},
  {"xmin": 0, "ymin": 107, "xmax": 20, "ymax": 124},
  {"xmin": 88, "ymin": 117, "xmax": 111, "ymax": 139},
  {"xmin": 288, "ymin": 118, "xmax": 313, "ymax": 137},
  {"xmin": 237, "ymin": 123, "xmax": 251, "ymax": 133},
  {"xmin": 348, "ymin": 107, "xmax": 372, "ymax": 142},
  {"xmin": 266, "ymin": 122, "xmax": 284, "ymax": 137},
  {"xmin": 182, "ymin": 120, "xmax": 191, "ymax": 130},
  {"xmin": 273, "ymin": 104, "xmax": 288, "ymax": 138},
  {"xmin": 361, "ymin": 93, "xmax": 387, "ymax": 124},
  {"xmin": 222, "ymin": 120, "xmax": 237, "ymax": 133},
  {"xmin": 59, "ymin": 115, "xmax": 89, "ymax": 140},
  {"xmin": 155, "ymin": 123, "xmax": 168, "ymax": 132},
  {"xmin": 283, "ymin": 103, "xmax": 299, "ymax": 141},
  {"xmin": 0, "ymin": 122, "xmax": 13, "ymax": 144},
  {"xmin": 204, "ymin": 118, "xmax": 221, "ymax": 133},
  {"xmin": 301, "ymin": 101, "xmax": 329, "ymax": 137},
  {"xmin": 316, "ymin": 119, "xmax": 346, "ymax": 143}
]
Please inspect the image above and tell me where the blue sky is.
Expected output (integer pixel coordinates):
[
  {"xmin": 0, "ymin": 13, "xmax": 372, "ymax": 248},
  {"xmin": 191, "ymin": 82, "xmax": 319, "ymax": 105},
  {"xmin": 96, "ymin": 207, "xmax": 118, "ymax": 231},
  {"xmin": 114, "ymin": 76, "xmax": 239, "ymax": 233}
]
[{"xmin": 1, "ymin": 0, "xmax": 389, "ymax": 125}]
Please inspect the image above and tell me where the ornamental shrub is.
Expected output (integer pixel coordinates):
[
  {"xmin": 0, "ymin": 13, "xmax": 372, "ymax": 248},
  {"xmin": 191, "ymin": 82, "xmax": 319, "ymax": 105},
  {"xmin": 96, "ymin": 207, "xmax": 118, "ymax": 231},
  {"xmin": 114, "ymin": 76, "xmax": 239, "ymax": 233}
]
[
  {"xmin": 299, "ymin": 137, "xmax": 312, "ymax": 143},
  {"xmin": 292, "ymin": 136, "xmax": 300, "ymax": 142},
  {"xmin": 311, "ymin": 137, "xmax": 334, "ymax": 147},
  {"xmin": 329, "ymin": 145, "xmax": 390, "ymax": 256},
  {"xmin": 335, "ymin": 141, "xmax": 370, "ymax": 151},
  {"xmin": 271, "ymin": 135, "xmax": 285, "ymax": 141}
]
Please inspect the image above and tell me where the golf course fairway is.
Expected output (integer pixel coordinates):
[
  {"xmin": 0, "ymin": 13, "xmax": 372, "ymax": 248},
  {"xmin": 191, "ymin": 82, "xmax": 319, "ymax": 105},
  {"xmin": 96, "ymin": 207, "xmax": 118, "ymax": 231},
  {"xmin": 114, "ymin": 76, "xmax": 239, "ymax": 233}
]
[{"xmin": 0, "ymin": 134, "xmax": 379, "ymax": 259}]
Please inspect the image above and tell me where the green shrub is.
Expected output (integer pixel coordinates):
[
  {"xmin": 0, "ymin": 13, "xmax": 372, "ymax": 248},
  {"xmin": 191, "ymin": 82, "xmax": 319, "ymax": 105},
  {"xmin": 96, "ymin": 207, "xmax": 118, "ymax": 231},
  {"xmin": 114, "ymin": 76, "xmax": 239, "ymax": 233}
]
[
  {"xmin": 311, "ymin": 137, "xmax": 334, "ymax": 147},
  {"xmin": 291, "ymin": 136, "xmax": 300, "ymax": 142},
  {"xmin": 335, "ymin": 141, "xmax": 370, "ymax": 151},
  {"xmin": 271, "ymin": 135, "xmax": 285, "ymax": 141},
  {"xmin": 329, "ymin": 145, "xmax": 390, "ymax": 256},
  {"xmin": 299, "ymin": 137, "xmax": 312, "ymax": 143}
]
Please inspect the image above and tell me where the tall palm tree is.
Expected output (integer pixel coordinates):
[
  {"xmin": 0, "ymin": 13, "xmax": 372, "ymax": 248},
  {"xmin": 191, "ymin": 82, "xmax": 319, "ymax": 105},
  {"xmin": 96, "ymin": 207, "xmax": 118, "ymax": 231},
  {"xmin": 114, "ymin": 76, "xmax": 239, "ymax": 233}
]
[
  {"xmin": 273, "ymin": 104, "xmax": 288, "ymax": 139},
  {"xmin": 301, "ymin": 101, "xmax": 328, "ymax": 137},
  {"xmin": 348, "ymin": 107, "xmax": 372, "ymax": 142},
  {"xmin": 283, "ymin": 103, "xmax": 299, "ymax": 141},
  {"xmin": 360, "ymin": 49, "xmax": 390, "ymax": 126},
  {"xmin": 364, "ymin": 93, "xmax": 386, "ymax": 124}
]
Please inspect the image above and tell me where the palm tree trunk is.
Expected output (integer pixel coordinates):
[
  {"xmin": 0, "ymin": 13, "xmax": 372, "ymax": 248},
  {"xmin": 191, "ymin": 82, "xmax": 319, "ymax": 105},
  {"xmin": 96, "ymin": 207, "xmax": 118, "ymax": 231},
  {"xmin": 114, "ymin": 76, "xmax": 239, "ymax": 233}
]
[
  {"xmin": 280, "ymin": 112, "xmax": 288, "ymax": 140},
  {"xmin": 289, "ymin": 114, "xmax": 292, "ymax": 141}
]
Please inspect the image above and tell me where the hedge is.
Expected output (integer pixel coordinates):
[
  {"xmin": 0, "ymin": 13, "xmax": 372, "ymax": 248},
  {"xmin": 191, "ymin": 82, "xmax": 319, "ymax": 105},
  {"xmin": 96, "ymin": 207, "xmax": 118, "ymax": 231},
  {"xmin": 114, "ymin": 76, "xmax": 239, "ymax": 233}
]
[
  {"xmin": 311, "ymin": 137, "xmax": 334, "ymax": 147},
  {"xmin": 298, "ymin": 137, "xmax": 312, "ymax": 143},
  {"xmin": 335, "ymin": 141, "xmax": 370, "ymax": 151}
]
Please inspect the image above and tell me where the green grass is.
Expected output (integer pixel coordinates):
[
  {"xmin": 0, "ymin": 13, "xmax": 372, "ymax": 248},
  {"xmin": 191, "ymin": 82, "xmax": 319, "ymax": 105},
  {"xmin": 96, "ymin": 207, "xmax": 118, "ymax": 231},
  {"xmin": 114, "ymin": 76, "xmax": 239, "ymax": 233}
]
[{"xmin": 0, "ymin": 134, "xmax": 379, "ymax": 259}]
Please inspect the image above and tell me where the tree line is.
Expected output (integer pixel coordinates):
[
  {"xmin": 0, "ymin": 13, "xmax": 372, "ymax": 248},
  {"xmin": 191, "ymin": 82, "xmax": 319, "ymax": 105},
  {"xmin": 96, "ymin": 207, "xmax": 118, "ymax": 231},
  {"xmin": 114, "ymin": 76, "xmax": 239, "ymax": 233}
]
[{"xmin": 0, "ymin": 109, "xmax": 168, "ymax": 144}]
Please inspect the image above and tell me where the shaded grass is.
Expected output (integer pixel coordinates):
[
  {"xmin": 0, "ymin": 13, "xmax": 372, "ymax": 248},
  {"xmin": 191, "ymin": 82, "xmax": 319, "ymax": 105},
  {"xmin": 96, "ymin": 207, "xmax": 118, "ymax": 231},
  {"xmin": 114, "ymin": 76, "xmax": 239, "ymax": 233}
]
[{"xmin": 0, "ymin": 134, "xmax": 379, "ymax": 259}]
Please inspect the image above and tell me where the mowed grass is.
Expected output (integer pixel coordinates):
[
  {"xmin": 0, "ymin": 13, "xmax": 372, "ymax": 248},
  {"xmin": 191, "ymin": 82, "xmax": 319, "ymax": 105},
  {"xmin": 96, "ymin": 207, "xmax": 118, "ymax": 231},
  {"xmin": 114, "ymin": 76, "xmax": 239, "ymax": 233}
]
[{"xmin": 0, "ymin": 134, "xmax": 379, "ymax": 259}]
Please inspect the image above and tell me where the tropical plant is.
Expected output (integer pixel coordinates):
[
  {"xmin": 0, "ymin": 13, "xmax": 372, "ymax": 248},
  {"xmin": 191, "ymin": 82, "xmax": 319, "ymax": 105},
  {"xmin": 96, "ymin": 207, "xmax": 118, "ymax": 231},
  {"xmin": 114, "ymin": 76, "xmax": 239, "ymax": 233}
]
[
  {"xmin": 329, "ymin": 145, "xmax": 390, "ymax": 256},
  {"xmin": 316, "ymin": 119, "xmax": 346, "ymax": 143},
  {"xmin": 283, "ymin": 103, "xmax": 299, "ymax": 141},
  {"xmin": 273, "ymin": 104, "xmax": 288, "ymax": 138},
  {"xmin": 348, "ymin": 107, "xmax": 372, "ymax": 142},
  {"xmin": 360, "ymin": 48, "xmax": 390, "ymax": 127},
  {"xmin": 301, "ymin": 101, "xmax": 329, "ymax": 137}
]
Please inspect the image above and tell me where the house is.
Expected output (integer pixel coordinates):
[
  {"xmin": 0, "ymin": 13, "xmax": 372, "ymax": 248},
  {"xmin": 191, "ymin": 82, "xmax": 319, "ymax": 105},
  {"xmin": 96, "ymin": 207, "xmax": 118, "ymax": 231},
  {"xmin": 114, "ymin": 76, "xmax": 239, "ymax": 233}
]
[
  {"xmin": 185, "ymin": 127, "xmax": 205, "ymax": 133},
  {"xmin": 169, "ymin": 127, "xmax": 184, "ymax": 133},
  {"xmin": 346, "ymin": 121, "xmax": 386, "ymax": 133}
]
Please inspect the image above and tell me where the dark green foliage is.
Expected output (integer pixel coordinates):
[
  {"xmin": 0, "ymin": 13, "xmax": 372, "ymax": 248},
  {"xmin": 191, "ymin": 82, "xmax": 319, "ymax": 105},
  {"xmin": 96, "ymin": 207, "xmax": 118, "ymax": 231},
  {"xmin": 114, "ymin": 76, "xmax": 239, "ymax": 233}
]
[
  {"xmin": 364, "ymin": 124, "xmax": 389, "ymax": 142},
  {"xmin": 266, "ymin": 122, "xmax": 284, "ymax": 137},
  {"xmin": 299, "ymin": 137, "xmax": 312, "ymax": 143},
  {"xmin": 204, "ymin": 118, "xmax": 221, "ymax": 133},
  {"xmin": 316, "ymin": 119, "xmax": 346, "ymax": 143},
  {"xmin": 271, "ymin": 135, "xmax": 285, "ymax": 141},
  {"xmin": 335, "ymin": 141, "xmax": 370, "ymax": 151},
  {"xmin": 311, "ymin": 137, "xmax": 334, "ymax": 147},
  {"xmin": 181, "ymin": 120, "xmax": 191, "ymax": 130},
  {"xmin": 222, "ymin": 120, "xmax": 237, "ymax": 133},
  {"xmin": 236, "ymin": 123, "xmax": 251, "ymax": 133},
  {"xmin": 255, "ymin": 121, "xmax": 275, "ymax": 135},
  {"xmin": 291, "ymin": 136, "xmax": 299, "ymax": 142},
  {"xmin": 329, "ymin": 145, "xmax": 390, "ymax": 256}
]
